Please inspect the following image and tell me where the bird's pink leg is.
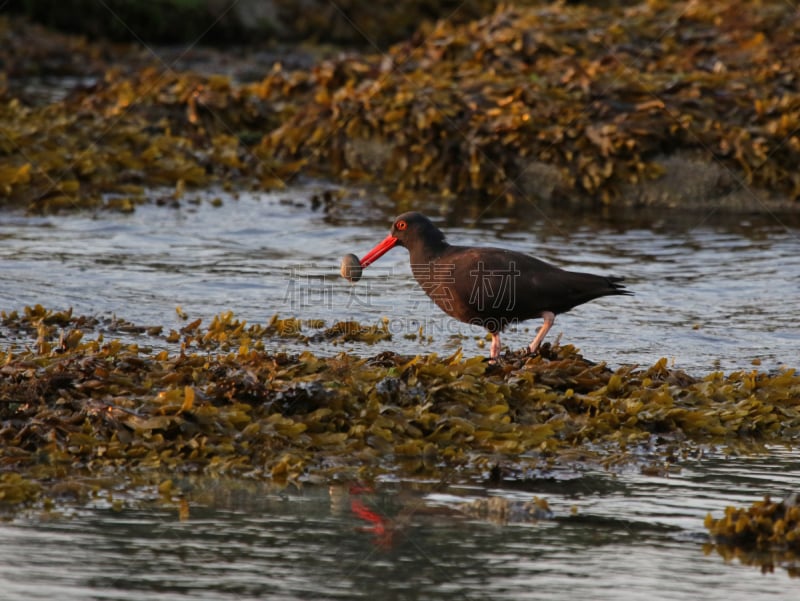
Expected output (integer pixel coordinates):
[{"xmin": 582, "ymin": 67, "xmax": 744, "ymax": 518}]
[
  {"xmin": 528, "ymin": 311, "xmax": 555, "ymax": 354},
  {"xmin": 490, "ymin": 332, "xmax": 502, "ymax": 360}
]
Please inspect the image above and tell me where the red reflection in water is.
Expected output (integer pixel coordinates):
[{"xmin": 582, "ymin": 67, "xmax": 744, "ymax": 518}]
[{"xmin": 349, "ymin": 487, "xmax": 395, "ymax": 549}]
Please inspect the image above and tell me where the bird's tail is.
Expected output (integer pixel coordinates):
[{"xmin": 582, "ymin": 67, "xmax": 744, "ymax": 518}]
[{"xmin": 606, "ymin": 276, "xmax": 633, "ymax": 296}]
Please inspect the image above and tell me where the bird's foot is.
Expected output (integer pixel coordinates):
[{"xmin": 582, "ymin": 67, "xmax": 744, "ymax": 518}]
[
  {"xmin": 537, "ymin": 334, "xmax": 563, "ymax": 358},
  {"xmin": 524, "ymin": 342, "xmax": 555, "ymax": 360},
  {"xmin": 484, "ymin": 359, "xmax": 503, "ymax": 374}
]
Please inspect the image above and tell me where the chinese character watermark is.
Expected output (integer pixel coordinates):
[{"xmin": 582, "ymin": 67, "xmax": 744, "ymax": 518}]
[
  {"xmin": 282, "ymin": 266, "xmax": 333, "ymax": 310},
  {"xmin": 468, "ymin": 260, "xmax": 520, "ymax": 311},
  {"xmin": 411, "ymin": 262, "xmax": 456, "ymax": 310}
]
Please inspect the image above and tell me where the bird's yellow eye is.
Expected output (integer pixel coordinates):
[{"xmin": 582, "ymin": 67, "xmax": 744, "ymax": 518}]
[{"xmin": 396, "ymin": 220, "xmax": 408, "ymax": 231}]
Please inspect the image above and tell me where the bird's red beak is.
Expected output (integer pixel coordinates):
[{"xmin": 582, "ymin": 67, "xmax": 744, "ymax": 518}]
[{"xmin": 360, "ymin": 234, "xmax": 398, "ymax": 268}]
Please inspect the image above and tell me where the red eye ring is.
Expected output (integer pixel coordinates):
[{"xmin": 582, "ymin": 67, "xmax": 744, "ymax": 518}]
[{"xmin": 396, "ymin": 220, "xmax": 407, "ymax": 231}]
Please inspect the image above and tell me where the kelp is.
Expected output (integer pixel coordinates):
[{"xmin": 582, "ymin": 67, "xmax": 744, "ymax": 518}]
[
  {"xmin": 3, "ymin": 1, "xmax": 800, "ymax": 212},
  {"xmin": 1, "ymin": 305, "xmax": 799, "ymax": 514},
  {"xmin": 705, "ymin": 494, "xmax": 800, "ymax": 576},
  {"xmin": 0, "ymin": 66, "xmax": 282, "ymax": 212},
  {"xmin": 261, "ymin": 0, "xmax": 800, "ymax": 205}
]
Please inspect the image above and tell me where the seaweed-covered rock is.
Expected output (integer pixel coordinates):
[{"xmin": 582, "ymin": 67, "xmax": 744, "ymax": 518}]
[
  {"xmin": 706, "ymin": 494, "xmax": 800, "ymax": 551},
  {"xmin": 705, "ymin": 493, "xmax": 800, "ymax": 576},
  {"xmin": 4, "ymin": 2, "xmax": 800, "ymax": 212},
  {"xmin": 1, "ymin": 305, "xmax": 799, "ymax": 511},
  {"xmin": 262, "ymin": 1, "xmax": 800, "ymax": 206}
]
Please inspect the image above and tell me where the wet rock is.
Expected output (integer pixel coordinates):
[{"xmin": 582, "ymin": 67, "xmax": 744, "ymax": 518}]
[{"xmin": 273, "ymin": 381, "xmax": 330, "ymax": 415}]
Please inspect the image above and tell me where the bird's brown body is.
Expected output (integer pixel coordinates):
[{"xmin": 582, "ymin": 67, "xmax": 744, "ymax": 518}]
[{"xmin": 358, "ymin": 212, "xmax": 631, "ymax": 359}]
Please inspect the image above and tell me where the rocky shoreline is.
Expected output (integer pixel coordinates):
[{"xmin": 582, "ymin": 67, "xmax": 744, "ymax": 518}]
[{"xmin": 2, "ymin": 2, "xmax": 800, "ymax": 213}]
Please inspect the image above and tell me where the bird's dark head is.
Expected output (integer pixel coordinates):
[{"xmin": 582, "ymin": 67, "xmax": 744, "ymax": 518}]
[
  {"xmin": 359, "ymin": 212, "xmax": 446, "ymax": 268},
  {"xmin": 390, "ymin": 212, "xmax": 446, "ymax": 249}
]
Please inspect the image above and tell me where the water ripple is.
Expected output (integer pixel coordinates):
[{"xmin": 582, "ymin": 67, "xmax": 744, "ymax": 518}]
[{"xmin": 1, "ymin": 188, "xmax": 798, "ymax": 373}]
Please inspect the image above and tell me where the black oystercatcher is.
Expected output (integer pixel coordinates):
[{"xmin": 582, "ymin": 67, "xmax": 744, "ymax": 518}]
[{"xmin": 357, "ymin": 212, "xmax": 632, "ymax": 360}]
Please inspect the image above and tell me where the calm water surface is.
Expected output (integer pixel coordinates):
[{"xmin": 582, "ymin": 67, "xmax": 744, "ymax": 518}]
[
  {"xmin": 0, "ymin": 449, "xmax": 798, "ymax": 600},
  {"xmin": 1, "ymin": 186, "xmax": 799, "ymax": 599}
]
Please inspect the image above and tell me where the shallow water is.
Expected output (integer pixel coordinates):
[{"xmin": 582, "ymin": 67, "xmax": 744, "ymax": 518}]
[
  {"xmin": 0, "ymin": 448, "xmax": 798, "ymax": 600},
  {"xmin": 1, "ymin": 184, "xmax": 798, "ymax": 373}
]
